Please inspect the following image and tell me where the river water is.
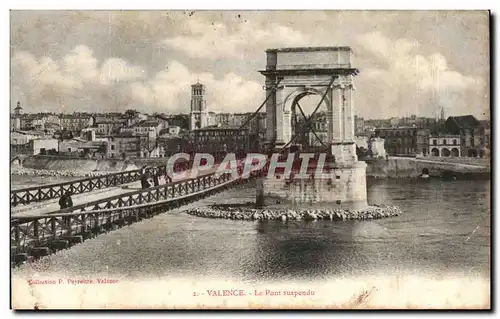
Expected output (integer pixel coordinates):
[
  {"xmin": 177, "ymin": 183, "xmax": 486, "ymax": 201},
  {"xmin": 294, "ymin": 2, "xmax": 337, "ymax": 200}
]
[
  {"xmin": 12, "ymin": 178, "xmax": 490, "ymax": 281},
  {"xmin": 11, "ymin": 178, "xmax": 491, "ymax": 308}
]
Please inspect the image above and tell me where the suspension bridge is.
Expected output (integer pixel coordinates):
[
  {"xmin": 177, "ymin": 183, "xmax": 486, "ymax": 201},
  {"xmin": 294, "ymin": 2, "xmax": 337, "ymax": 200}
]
[{"xmin": 11, "ymin": 46, "xmax": 367, "ymax": 266}]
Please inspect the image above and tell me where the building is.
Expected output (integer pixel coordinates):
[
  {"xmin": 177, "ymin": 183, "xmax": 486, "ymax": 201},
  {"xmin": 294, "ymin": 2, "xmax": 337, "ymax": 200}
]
[
  {"xmin": 59, "ymin": 138, "xmax": 86, "ymax": 155},
  {"xmin": 107, "ymin": 134, "xmax": 148, "ymax": 159},
  {"xmin": 10, "ymin": 116, "xmax": 21, "ymax": 131},
  {"xmin": 14, "ymin": 101, "xmax": 23, "ymax": 116},
  {"xmin": 479, "ymin": 120, "xmax": 491, "ymax": 151},
  {"xmin": 374, "ymin": 127, "xmax": 430, "ymax": 156},
  {"xmin": 162, "ymin": 126, "xmax": 181, "ymax": 136},
  {"xmin": 11, "ymin": 130, "xmax": 45, "ymax": 145},
  {"xmin": 354, "ymin": 116, "xmax": 365, "ymax": 134},
  {"xmin": 416, "ymin": 129, "xmax": 431, "ymax": 156},
  {"xmin": 364, "ymin": 118, "xmax": 391, "ymax": 129},
  {"xmin": 96, "ymin": 120, "xmax": 125, "ymax": 135},
  {"xmin": 428, "ymin": 135, "xmax": 461, "ymax": 157},
  {"xmin": 157, "ymin": 136, "xmax": 194, "ymax": 156},
  {"xmin": 159, "ymin": 114, "xmax": 189, "ymax": 130},
  {"xmin": 190, "ymin": 82, "xmax": 209, "ymax": 130},
  {"xmin": 305, "ymin": 112, "xmax": 328, "ymax": 147},
  {"xmin": 128, "ymin": 120, "xmax": 163, "ymax": 137},
  {"xmin": 59, "ymin": 114, "xmax": 94, "ymax": 132},
  {"xmin": 443, "ymin": 115, "xmax": 488, "ymax": 157},
  {"xmin": 28, "ymin": 138, "xmax": 59, "ymax": 155},
  {"xmin": 191, "ymin": 125, "xmax": 250, "ymax": 159},
  {"xmin": 369, "ymin": 137, "xmax": 386, "ymax": 158}
]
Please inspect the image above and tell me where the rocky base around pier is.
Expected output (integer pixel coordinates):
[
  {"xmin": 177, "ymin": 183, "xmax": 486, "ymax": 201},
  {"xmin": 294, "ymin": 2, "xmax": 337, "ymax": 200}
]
[{"xmin": 186, "ymin": 204, "xmax": 402, "ymax": 221}]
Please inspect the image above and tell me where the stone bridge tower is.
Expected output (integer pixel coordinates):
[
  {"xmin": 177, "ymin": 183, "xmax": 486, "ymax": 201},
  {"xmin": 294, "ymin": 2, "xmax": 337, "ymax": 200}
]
[{"xmin": 257, "ymin": 46, "xmax": 368, "ymax": 209}]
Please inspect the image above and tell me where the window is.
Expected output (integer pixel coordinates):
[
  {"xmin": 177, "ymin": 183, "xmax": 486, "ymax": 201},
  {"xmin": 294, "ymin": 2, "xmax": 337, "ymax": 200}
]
[
  {"xmin": 68, "ymin": 148, "xmax": 71, "ymax": 152},
  {"xmin": 453, "ymin": 139, "xmax": 457, "ymax": 145},
  {"xmin": 433, "ymin": 140, "xmax": 437, "ymax": 145},
  {"xmin": 111, "ymin": 145, "xmax": 115, "ymax": 151},
  {"xmin": 443, "ymin": 139, "xmax": 447, "ymax": 145}
]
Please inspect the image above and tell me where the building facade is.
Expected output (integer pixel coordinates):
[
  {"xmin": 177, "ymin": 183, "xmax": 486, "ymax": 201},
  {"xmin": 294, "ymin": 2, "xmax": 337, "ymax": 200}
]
[
  {"xmin": 11, "ymin": 131, "xmax": 44, "ymax": 145},
  {"xmin": 428, "ymin": 135, "xmax": 461, "ymax": 157},
  {"xmin": 369, "ymin": 137, "xmax": 386, "ymax": 158},
  {"xmin": 191, "ymin": 125, "xmax": 250, "ymax": 159},
  {"xmin": 96, "ymin": 120, "xmax": 124, "ymax": 135},
  {"xmin": 107, "ymin": 135, "xmax": 147, "ymax": 159},
  {"xmin": 374, "ymin": 127, "xmax": 430, "ymax": 156},
  {"xmin": 443, "ymin": 115, "xmax": 488, "ymax": 157},
  {"xmin": 354, "ymin": 115, "xmax": 365, "ymax": 134},
  {"xmin": 60, "ymin": 114, "xmax": 94, "ymax": 132},
  {"xmin": 30, "ymin": 138, "xmax": 59, "ymax": 155}
]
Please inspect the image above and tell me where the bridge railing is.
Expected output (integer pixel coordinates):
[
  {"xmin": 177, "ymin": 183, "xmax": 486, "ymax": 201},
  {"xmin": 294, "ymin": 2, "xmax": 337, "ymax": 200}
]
[
  {"xmin": 10, "ymin": 165, "xmax": 175, "ymax": 207},
  {"xmin": 11, "ymin": 168, "xmax": 260, "ymax": 254}
]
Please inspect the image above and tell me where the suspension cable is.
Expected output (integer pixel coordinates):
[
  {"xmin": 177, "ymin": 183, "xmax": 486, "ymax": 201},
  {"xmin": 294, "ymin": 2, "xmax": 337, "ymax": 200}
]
[
  {"xmin": 237, "ymin": 77, "xmax": 283, "ymax": 131},
  {"xmin": 277, "ymin": 75, "xmax": 338, "ymax": 152},
  {"xmin": 295, "ymin": 101, "xmax": 328, "ymax": 148}
]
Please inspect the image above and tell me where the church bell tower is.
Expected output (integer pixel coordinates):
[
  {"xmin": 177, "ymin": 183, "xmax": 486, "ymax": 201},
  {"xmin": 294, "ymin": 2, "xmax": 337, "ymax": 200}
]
[{"xmin": 190, "ymin": 82, "xmax": 208, "ymax": 130}]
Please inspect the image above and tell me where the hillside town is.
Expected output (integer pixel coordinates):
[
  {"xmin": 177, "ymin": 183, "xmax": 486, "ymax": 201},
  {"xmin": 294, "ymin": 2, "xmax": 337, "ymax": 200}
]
[{"xmin": 10, "ymin": 82, "xmax": 490, "ymax": 161}]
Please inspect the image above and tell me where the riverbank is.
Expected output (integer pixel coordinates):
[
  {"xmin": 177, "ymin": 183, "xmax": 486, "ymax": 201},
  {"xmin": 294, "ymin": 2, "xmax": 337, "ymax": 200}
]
[
  {"xmin": 11, "ymin": 167, "xmax": 119, "ymax": 178},
  {"xmin": 186, "ymin": 203, "xmax": 402, "ymax": 221},
  {"xmin": 366, "ymin": 157, "xmax": 490, "ymax": 179}
]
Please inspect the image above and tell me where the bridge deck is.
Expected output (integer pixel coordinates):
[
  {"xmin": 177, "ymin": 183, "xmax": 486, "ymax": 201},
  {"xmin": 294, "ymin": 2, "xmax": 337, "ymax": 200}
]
[{"xmin": 11, "ymin": 165, "xmax": 226, "ymax": 218}]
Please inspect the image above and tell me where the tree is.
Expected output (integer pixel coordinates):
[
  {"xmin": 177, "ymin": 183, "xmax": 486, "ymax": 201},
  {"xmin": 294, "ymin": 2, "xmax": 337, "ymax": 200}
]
[{"xmin": 125, "ymin": 109, "xmax": 139, "ymax": 118}]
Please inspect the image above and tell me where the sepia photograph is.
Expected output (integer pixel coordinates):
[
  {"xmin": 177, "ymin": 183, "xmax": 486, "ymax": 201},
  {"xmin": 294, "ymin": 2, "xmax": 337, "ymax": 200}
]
[{"xmin": 8, "ymin": 9, "xmax": 491, "ymax": 310}]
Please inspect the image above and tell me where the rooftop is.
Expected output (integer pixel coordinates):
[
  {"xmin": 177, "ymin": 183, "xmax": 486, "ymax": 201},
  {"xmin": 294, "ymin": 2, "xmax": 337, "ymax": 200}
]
[
  {"xmin": 131, "ymin": 120, "xmax": 160, "ymax": 128},
  {"xmin": 194, "ymin": 124, "xmax": 248, "ymax": 131},
  {"xmin": 447, "ymin": 115, "xmax": 480, "ymax": 128}
]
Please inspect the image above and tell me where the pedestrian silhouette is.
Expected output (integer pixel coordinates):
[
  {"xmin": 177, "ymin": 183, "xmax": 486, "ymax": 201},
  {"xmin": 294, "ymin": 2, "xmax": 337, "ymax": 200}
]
[
  {"xmin": 58, "ymin": 193, "xmax": 67, "ymax": 210},
  {"xmin": 66, "ymin": 191, "xmax": 73, "ymax": 208},
  {"xmin": 59, "ymin": 191, "xmax": 73, "ymax": 210},
  {"xmin": 141, "ymin": 174, "xmax": 150, "ymax": 189}
]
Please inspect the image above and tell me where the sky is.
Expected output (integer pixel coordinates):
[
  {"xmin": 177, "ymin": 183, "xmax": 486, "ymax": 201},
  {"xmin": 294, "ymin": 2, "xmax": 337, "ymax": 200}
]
[{"xmin": 10, "ymin": 10, "xmax": 490, "ymax": 119}]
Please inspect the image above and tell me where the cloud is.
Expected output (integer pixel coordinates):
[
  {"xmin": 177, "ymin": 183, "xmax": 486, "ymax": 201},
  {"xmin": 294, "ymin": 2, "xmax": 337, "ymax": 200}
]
[
  {"xmin": 128, "ymin": 60, "xmax": 263, "ymax": 113},
  {"xmin": 100, "ymin": 58, "xmax": 146, "ymax": 85},
  {"xmin": 161, "ymin": 19, "xmax": 310, "ymax": 60},
  {"xmin": 354, "ymin": 31, "xmax": 487, "ymax": 118},
  {"xmin": 10, "ymin": 12, "xmax": 489, "ymax": 119},
  {"xmin": 11, "ymin": 45, "xmax": 146, "ymax": 108}
]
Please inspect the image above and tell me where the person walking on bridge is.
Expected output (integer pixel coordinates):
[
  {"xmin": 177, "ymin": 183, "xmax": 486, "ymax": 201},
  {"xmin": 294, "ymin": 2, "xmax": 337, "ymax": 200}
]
[
  {"xmin": 141, "ymin": 171, "xmax": 150, "ymax": 189},
  {"xmin": 58, "ymin": 191, "xmax": 73, "ymax": 210}
]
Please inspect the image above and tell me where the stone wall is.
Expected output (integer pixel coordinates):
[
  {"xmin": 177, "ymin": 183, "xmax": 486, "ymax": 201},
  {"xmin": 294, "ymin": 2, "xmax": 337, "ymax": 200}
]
[{"xmin": 259, "ymin": 162, "xmax": 368, "ymax": 209}]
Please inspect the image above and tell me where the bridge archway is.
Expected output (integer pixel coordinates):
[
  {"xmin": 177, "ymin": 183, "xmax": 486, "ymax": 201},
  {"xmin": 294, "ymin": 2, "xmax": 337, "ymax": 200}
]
[
  {"xmin": 260, "ymin": 47, "xmax": 360, "ymax": 164},
  {"xmin": 441, "ymin": 148, "xmax": 451, "ymax": 157},
  {"xmin": 431, "ymin": 148, "xmax": 440, "ymax": 156},
  {"xmin": 284, "ymin": 87, "xmax": 331, "ymax": 150},
  {"xmin": 451, "ymin": 148, "xmax": 460, "ymax": 157}
]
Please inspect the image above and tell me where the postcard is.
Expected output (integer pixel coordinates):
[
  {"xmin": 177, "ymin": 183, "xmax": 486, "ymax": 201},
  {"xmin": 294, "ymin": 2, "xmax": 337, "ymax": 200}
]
[{"xmin": 10, "ymin": 10, "xmax": 491, "ymax": 310}]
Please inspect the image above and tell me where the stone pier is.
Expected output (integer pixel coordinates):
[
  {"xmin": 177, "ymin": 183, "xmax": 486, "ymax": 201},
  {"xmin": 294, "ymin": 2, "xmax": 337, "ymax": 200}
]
[{"xmin": 257, "ymin": 46, "xmax": 368, "ymax": 210}]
